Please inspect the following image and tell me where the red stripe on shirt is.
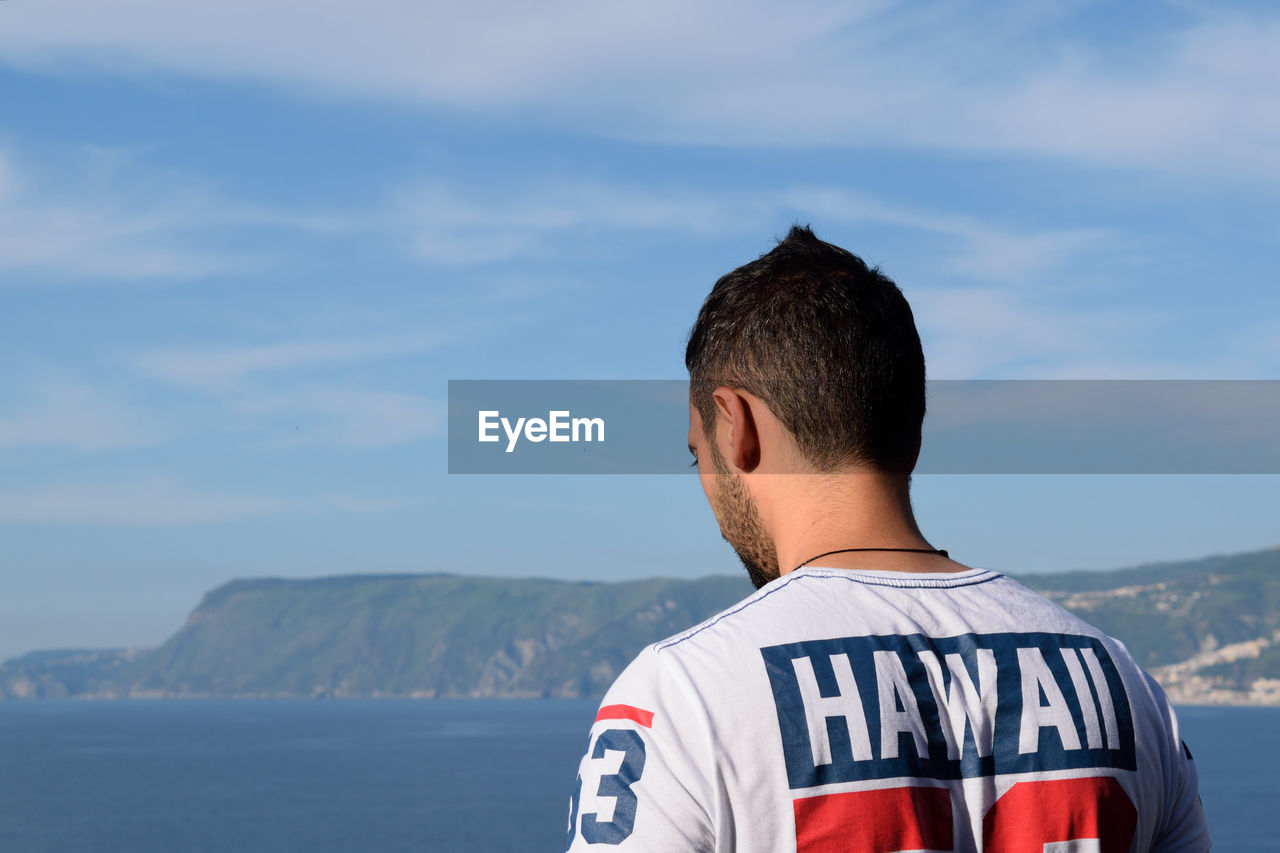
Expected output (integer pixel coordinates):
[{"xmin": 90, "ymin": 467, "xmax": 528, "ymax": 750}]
[
  {"xmin": 794, "ymin": 786, "xmax": 952, "ymax": 853},
  {"xmin": 594, "ymin": 704, "xmax": 655, "ymax": 728}
]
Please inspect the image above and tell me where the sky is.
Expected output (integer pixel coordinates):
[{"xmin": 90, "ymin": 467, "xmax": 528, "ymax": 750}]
[{"xmin": 1, "ymin": 0, "xmax": 1278, "ymax": 661}]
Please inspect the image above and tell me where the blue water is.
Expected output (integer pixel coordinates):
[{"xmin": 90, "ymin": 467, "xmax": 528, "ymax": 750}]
[
  {"xmin": 0, "ymin": 700, "xmax": 1272, "ymax": 851},
  {"xmin": 0, "ymin": 699, "xmax": 597, "ymax": 852},
  {"xmin": 1176, "ymin": 706, "xmax": 1280, "ymax": 851}
]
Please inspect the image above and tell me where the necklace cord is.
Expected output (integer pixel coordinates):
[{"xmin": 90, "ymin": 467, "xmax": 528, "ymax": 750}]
[{"xmin": 794, "ymin": 546, "xmax": 949, "ymax": 573}]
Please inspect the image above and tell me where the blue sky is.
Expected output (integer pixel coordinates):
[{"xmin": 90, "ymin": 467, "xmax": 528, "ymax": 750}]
[{"xmin": 1, "ymin": 0, "xmax": 1278, "ymax": 660}]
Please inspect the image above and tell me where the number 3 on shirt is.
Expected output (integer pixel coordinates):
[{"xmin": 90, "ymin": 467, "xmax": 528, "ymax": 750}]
[{"xmin": 566, "ymin": 729, "xmax": 648, "ymax": 848}]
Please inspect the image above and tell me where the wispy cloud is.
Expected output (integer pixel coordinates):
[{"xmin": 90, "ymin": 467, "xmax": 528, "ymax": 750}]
[
  {"xmin": 0, "ymin": 332, "xmax": 449, "ymax": 457},
  {"xmin": 912, "ymin": 286, "xmax": 1171, "ymax": 379},
  {"xmin": 393, "ymin": 178, "xmax": 751, "ymax": 265},
  {"xmin": 0, "ymin": 373, "xmax": 167, "ymax": 451},
  {"xmin": 0, "ymin": 477, "xmax": 405, "ymax": 525},
  {"xmin": 780, "ymin": 187, "xmax": 1111, "ymax": 283},
  {"xmin": 132, "ymin": 336, "xmax": 447, "ymax": 447},
  {"xmin": 233, "ymin": 386, "xmax": 443, "ymax": 449},
  {"xmin": 133, "ymin": 336, "xmax": 448, "ymax": 390},
  {"xmin": 390, "ymin": 178, "xmax": 1173, "ymax": 378},
  {"xmin": 0, "ymin": 146, "xmax": 236, "ymax": 281},
  {"xmin": 394, "ymin": 178, "xmax": 1114, "ymax": 284},
  {"xmin": 1, "ymin": 2, "xmax": 1276, "ymax": 182},
  {"xmin": 0, "ymin": 144, "xmax": 354, "ymax": 284},
  {"xmin": 0, "ymin": 134, "xmax": 1123, "ymax": 284}
]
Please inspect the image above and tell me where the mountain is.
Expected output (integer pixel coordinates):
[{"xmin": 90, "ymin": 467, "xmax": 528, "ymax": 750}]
[
  {"xmin": 2, "ymin": 547, "xmax": 1278, "ymax": 703},
  {"xmin": 0, "ymin": 574, "xmax": 753, "ymax": 700},
  {"xmin": 1024, "ymin": 547, "xmax": 1280, "ymax": 705}
]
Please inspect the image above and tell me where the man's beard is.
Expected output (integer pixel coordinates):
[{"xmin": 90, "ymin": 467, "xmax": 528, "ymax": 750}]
[{"xmin": 708, "ymin": 441, "xmax": 780, "ymax": 590}]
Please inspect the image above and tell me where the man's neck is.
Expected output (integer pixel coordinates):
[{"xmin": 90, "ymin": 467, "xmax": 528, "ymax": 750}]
[{"xmin": 762, "ymin": 471, "xmax": 970, "ymax": 576}]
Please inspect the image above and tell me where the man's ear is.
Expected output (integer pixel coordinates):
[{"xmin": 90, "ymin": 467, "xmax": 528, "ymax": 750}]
[{"xmin": 711, "ymin": 387, "xmax": 761, "ymax": 473}]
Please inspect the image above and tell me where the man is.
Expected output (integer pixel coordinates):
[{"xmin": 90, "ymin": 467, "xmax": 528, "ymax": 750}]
[{"xmin": 564, "ymin": 226, "xmax": 1209, "ymax": 852}]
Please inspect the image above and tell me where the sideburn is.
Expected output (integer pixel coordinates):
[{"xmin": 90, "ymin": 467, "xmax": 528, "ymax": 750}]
[{"xmin": 708, "ymin": 439, "xmax": 780, "ymax": 590}]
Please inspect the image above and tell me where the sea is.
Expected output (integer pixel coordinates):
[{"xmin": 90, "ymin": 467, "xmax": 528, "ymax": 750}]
[{"xmin": 0, "ymin": 700, "xmax": 1272, "ymax": 852}]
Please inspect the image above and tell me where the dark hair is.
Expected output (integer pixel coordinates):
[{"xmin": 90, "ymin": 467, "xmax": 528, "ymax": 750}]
[{"xmin": 684, "ymin": 224, "xmax": 925, "ymax": 473}]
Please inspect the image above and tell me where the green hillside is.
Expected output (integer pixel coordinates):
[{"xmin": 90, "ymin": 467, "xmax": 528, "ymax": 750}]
[
  {"xmin": 1019, "ymin": 548, "xmax": 1280, "ymax": 669},
  {"xmin": 2, "ymin": 547, "xmax": 1278, "ymax": 703},
  {"xmin": 0, "ymin": 574, "xmax": 753, "ymax": 699}
]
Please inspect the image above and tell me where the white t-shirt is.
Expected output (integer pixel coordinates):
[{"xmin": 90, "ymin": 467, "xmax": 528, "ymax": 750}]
[{"xmin": 565, "ymin": 566, "xmax": 1210, "ymax": 852}]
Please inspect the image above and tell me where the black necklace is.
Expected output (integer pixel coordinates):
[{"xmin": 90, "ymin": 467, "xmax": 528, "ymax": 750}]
[{"xmin": 794, "ymin": 547, "xmax": 949, "ymax": 572}]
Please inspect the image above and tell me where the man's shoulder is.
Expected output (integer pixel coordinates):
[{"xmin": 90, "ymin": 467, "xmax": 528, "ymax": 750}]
[
  {"xmin": 652, "ymin": 566, "xmax": 1026, "ymax": 654},
  {"xmin": 991, "ymin": 573, "xmax": 1138, "ymax": 644},
  {"xmin": 593, "ymin": 578, "xmax": 800, "ymax": 706},
  {"xmin": 604, "ymin": 567, "xmax": 1154, "ymax": 700},
  {"xmin": 650, "ymin": 569, "xmax": 819, "ymax": 655}
]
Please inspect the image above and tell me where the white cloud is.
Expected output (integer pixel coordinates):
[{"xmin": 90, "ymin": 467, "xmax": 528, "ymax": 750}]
[
  {"xmin": 912, "ymin": 286, "xmax": 1165, "ymax": 379},
  {"xmin": 394, "ymin": 179, "xmax": 755, "ymax": 265},
  {"xmin": 133, "ymin": 336, "xmax": 448, "ymax": 390},
  {"xmin": 914, "ymin": 286, "xmax": 1280, "ymax": 380},
  {"xmin": 0, "ymin": 144, "xmax": 355, "ymax": 283},
  {"xmin": 237, "ymin": 386, "xmax": 443, "ymax": 448},
  {"xmin": 0, "ymin": 146, "xmax": 236, "ymax": 281},
  {"xmin": 0, "ymin": 335, "xmax": 447, "ymax": 457},
  {"xmin": 391, "ymin": 177, "xmax": 1176, "ymax": 379},
  {"xmin": 0, "ymin": 3, "xmax": 1276, "ymax": 182},
  {"xmin": 0, "ymin": 374, "xmax": 167, "ymax": 451},
  {"xmin": 0, "ymin": 477, "xmax": 405, "ymax": 525},
  {"xmin": 132, "ymin": 336, "xmax": 446, "ymax": 447},
  {"xmin": 0, "ymin": 135, "xmax": 1124, "ymax": 284},
  {"xmin": 394, "ymin": 178, "xmax": 1113, "ymax": 282},
  {"xmin": 0, "ymin": 151, "xmax": 18, "ymax": 204},
  {"xmin": 780, "ymin": 187, "xmax": 1110, "ymax": 283}
]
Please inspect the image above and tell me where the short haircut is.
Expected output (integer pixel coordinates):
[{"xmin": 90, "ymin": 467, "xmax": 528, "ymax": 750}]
[{"xmin": 685, "ymin": 224, "xmax": 925, "ymax": 473}]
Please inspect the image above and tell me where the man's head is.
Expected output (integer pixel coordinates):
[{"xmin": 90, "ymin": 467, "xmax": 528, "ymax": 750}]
[{"xmin": 685, "ymin": 225, "xmax": 926, "ymax": 587}]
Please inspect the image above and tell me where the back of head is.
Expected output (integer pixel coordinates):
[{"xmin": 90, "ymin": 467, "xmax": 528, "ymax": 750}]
[{"xmin": 685, "ymin": 225, "xmax": 925, "ymax": 473}]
